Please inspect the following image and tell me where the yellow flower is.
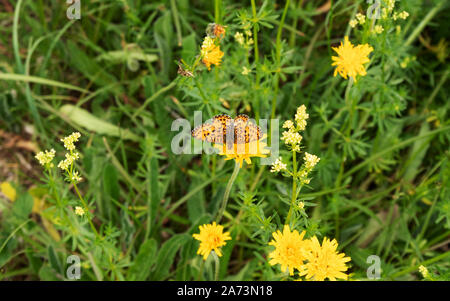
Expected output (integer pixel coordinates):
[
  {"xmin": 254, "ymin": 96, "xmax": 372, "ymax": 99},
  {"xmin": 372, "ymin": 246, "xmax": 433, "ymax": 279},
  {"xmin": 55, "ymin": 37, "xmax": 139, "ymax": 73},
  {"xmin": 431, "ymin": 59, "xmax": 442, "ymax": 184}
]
[
  {"xmin": 355, "ymin": 13, "xmax": 366, "ymax": 25},
  {"xmin": 201, "ymin": 36, "xmax": 224, "ymax": 71},
  {"xmin": 373, "ymin": 25, "xmax": 384, "ymax": 34},
  {"xmin": 57, "ymin": 152, "xmax": 80, "ymax": 171},
  {"xmin": 193, "ymin": 222, "xmax": 232, "ymax": 260},
  {"xmin": 304, "ymin": 152, "xmax": 320, "ymax": 170},
  {"xmin": 295, "ymin": 105, "xmax": 309, "ymax": 131},
  {"xmin": 268, "ymin": 225, "xmax": 309, "ymax": 276},
  {"xmin": 398, "ymin": 11, "xmax": 409, "ymax": 20},
  {"xmin": 234, "ymin": 32, "xmax": 244, "ymax": 45},
  {"xmin": 75, "ymin": 206, "xmax": 85, "ymax": 216},
  {"xmin": 241, "ymin": 66, "xmax": 251, "ymax": 75},
  {"xmin": 61, "ymin": 132, "xmax": 81, "ymax": 151},
  {"xmin": 349, "ymin": 19, "xmax": 358, "ymax": 28},
  {"xmin": 35, "ymin": 149, "xmax": 56, "ymax": 166},
  {"xmin": 281, "ymin": 129, "xmax": 302, "ymax": 146},
  {"xmin": 71, "ymin": 171, "xmax": 82, "ymax": 183},
  {"xmin": 331, "ymin": 36, "xmax": 373, "ymax": 82},
  {"xmin": 214, "ymin": 136, "xmax": 270, "ymax": 168},
  {"xmin": 270, "ymin": 157, "xmax": 287, "ymax": 173},
  {"xmin": 0, "ymin": 182, "xmax": 16, "ymax": 201},
  {"xmin": 418, "ymin": 265, "xmax": 430, "ymax": 279},
  {"xmin": 300, "ymin": 236, "xmax": 351, "ymax": 281}
]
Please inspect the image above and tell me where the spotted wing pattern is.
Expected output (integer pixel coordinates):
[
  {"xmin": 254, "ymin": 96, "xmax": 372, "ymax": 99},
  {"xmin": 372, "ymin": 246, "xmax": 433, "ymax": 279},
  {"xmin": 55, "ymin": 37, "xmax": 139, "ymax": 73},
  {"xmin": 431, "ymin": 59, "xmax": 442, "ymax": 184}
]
[{"xmin": 192, "ymin": 114, "xmax": 261, "ymax": 144}]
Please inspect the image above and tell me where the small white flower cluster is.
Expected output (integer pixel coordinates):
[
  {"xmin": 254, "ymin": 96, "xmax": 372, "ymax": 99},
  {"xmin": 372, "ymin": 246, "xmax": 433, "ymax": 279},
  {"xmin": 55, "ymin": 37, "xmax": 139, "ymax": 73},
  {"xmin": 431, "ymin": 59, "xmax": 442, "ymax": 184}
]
[
  {"xmin": 393, "ymin": 11, "xmax": 409, "ymax": 20},
  {"xmin": 57, "ymin": 152, "xmax": 80, "ymax": 171},
  {"xmin": 234, "ymin": 32, "xmax": 244, "ymax": 45},
  {"xmin": 58, "ymin": 132, "xmax": 83, "ymax": 183},
  {"xmin": 35, "ymin": 149, "xmax": 56, "ymax": 167},
  {"xmin": 75, "ymin": 206, "xmax": 85, "ymax": 216},
  {"xmin": 281, "ymin": 105, "xmax": 309, "ymax": 152},
  {"xmin": 234, "ymin": 29, "xmax": 253, "ymax": 48},
  {"xmin": 304, "ymin": 152, "xmax": 320, "ymax": 170},
  {"xmin": 270, "ymin": 157, "xmax": 287, "ymax": 173},
  {"xmin": 61, "ymin": 132, "xmax": 81, "ymax": 151},
  {"xmin": 294, "ymin": 105, "xmax": 309, "ymax": 131}
]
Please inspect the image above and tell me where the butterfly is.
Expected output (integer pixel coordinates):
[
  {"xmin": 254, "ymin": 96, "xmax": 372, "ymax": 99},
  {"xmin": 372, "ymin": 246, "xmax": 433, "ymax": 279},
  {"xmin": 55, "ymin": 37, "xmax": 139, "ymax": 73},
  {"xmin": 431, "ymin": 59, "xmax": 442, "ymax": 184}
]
[{"xmin": 191, "ymin": 114, "xmax": 262, "ymax": 145}]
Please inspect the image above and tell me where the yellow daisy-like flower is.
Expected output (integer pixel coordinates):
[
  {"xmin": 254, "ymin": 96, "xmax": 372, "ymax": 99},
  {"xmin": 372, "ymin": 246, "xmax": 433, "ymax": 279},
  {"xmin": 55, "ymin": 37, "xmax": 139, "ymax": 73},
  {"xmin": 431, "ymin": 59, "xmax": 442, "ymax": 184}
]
[
  {"xmin": 300, "ymin": 236, "xmax": 351, "ymax": 281},
  {"xmin": 331, "ymin": 36, "xmax": 373, "ymax": 82},
  {"xmin": 268, "ymin": 225, "xmax": 309, "ymax": 276},
  {"xmin": 213, "ymin": 136, "xmax": 270, "ymax": 168},
  {"xmin": 193, "ymin": 222, "xmax": 232, "ymax": 260},
  {"xmin": 200, "ymin": 36, "xmax": 224, "ymax": 71}
]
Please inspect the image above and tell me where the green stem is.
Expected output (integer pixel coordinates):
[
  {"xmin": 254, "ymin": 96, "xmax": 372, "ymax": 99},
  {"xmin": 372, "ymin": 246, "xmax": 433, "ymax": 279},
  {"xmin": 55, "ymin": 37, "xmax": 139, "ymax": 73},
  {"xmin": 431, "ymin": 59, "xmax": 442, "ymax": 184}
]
[
  {"xmin": 389, "ymin": 251, "xmax": 450, "ymax": 280},
  {"xmin": 405, "ymin": 1, "xmax": 444, "ymax": 47},
  {"xmin": 251, "ymin": 0, "xmax": 260, "ymax": 120},
  {"xmin": 289, "ymin": 0, "xmax": 303, "ymax": 47},
  {"xmin": 73, "ymin": 182, "xmax": 101, "ymax": 239},
  {"xmin": 197, "ymin": 259, "xmax": 205, "ymax": 281},
  {"xmin": 270, "ymin": 0, "xmax": 290, "ymax": 121},
  {"xmin": 216, "ymin": 162, "xmax": 241, "ymax": 223},
  {"xmin": 212, "ymin": 251, "xmax": 220, "ymax": 281},
  {"xmin": 214, "ymin": 0, "xmax": 221, "ymax": 24},
  {"xmin": 285, "ymin": 150, "xmax": 297, "ymax": 225}
]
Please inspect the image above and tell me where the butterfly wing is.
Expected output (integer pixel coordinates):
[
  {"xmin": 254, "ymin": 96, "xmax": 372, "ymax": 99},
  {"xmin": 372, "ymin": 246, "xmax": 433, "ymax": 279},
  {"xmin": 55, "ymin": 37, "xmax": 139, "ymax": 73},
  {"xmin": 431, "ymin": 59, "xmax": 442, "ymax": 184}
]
[
  {"xmin": 233, "ymin": 114, "xmax": 261, "ymax": 143},
  {"xmin": 212, "ymin": 114, "xmax": 232, "ymax": 144},
  {"xmin": 192, "ymin": 114, "xmax": 232, "ymax": 144},
  {"xmin": 191, "ymin": 123, "xmax": 216, "ymax": 143}
]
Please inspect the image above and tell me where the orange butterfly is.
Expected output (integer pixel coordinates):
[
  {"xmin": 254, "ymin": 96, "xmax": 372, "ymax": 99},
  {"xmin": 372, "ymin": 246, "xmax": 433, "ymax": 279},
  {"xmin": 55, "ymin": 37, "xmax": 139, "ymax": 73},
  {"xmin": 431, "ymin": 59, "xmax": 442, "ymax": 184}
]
[{"xmin": 191, "ymin": 114, "xmax": 261, "ymax": 145}]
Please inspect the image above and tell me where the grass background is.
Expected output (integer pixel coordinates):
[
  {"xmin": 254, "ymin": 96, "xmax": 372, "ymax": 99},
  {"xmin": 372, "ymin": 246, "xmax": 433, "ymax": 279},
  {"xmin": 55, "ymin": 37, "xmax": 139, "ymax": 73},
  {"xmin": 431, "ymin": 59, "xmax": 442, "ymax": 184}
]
[{"xmin": 0, "ymin": 0, "xmax": 449, "ymax": 280}]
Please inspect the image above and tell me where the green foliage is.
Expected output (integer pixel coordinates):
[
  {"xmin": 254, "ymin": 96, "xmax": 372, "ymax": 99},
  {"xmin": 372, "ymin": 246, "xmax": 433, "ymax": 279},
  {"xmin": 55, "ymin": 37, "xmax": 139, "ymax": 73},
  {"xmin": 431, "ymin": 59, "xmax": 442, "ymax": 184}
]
[{"xmin": 0, "ymin": 0, "xmax": 449, "ymax": 281}]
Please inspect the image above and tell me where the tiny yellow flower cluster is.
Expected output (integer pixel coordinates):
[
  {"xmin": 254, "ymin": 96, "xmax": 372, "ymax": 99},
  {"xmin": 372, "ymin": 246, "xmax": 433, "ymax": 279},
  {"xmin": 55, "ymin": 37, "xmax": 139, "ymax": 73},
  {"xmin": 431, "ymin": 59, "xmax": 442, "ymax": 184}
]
[
  {"xmin": 35, "ymin": 149, "xmax": 56, "ymax": 167},
  {"xmin": 281, "ymin": 105, "xmax": 309, "ymax": 152},
  {"xmin": 268, "ymin": 225, "xmax": 351, "ymax": 280},
  {"xmin": 304, "ymin": 152, "xmax": 320, "ymax": 170},
  {"xmin": 400, "ymin": 56, "xmax": 416, "ymax": 68},
  {"xmin": 418, "ymin": 265, "xmax": 430, "ymax": 279},
  {"xmin": 270, "ymin": 157, "xmax": 287, "ymax": 173},
  {"xmin": 58, "ymin": 132, "xmax": 83, "ymax": 183},
  {"xmin": 241, "ymin": 66, "xmax": 251, "ymax": 75},
  {"xmin": 57, "ymin": 152, "xmax": 80, "ymax": 171},
  {"xmin": 373, "ymin": 25, "xmax": 384, "ymax": 34},
  {"xmin": 60, "ymin": 132, "xmax": 81, "ymax": 151},
  {"xmin": 234, "ymin": 32, "xmax": 244, "ymax": 45},
  {"xmin": 234, "ymin": 30, "xmax": 253, "ymax": 48},
  {"xmin": 75, "ymin": 206, "xmax": 85, "ymax": 216},
  {"xmin": 393, "ymin": 11, "xmax": 409, "ymax": 21}
]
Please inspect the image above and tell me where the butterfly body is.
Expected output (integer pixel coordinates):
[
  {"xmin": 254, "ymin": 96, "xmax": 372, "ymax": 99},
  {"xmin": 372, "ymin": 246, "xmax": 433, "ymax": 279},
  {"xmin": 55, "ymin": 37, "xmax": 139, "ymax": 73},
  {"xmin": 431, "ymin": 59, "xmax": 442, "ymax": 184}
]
[{"xmin": 192, "ymin": 114, "xmax": 261, "ymax": 145}]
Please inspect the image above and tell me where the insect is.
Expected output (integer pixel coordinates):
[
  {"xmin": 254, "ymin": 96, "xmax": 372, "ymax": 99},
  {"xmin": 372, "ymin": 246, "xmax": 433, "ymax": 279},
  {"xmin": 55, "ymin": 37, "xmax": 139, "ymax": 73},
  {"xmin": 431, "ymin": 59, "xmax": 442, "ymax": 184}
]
[
  {"xmin": 177, "ymin": 61, "xmax": 194, "ymax": 77},
  {"xmin": 191, "ymin": 114, "xmax": 262, "ymax": 145}
]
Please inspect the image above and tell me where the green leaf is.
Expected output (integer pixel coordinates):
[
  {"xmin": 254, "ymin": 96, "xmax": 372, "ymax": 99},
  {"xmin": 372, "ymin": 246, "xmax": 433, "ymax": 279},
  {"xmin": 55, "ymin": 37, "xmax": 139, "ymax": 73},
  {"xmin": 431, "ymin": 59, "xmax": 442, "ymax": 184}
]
[
  {"xmin": 103, "ymin": 164, "xmax": 120, "ymax": 202},
  {"xmin": 59, "ymin": 104, "xmax": 139, "ymax": 141},
  {"xmin": 127, "ymin": 239, "xmax": 158, "ymax": 281},
  {"xmin": 38, "ymin": 265, "xmax": 60, "ymax": 281},
  {"xmin": 47, "ymin": 245, "xmax": 62, "ymax": 274},
  {"xmin": 151, "ymin": 234, "xmax": 190, "ymax": 280},
  {"xmin": 12, "ymin": 193, "xmax": 33, "ymax": 220}
]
